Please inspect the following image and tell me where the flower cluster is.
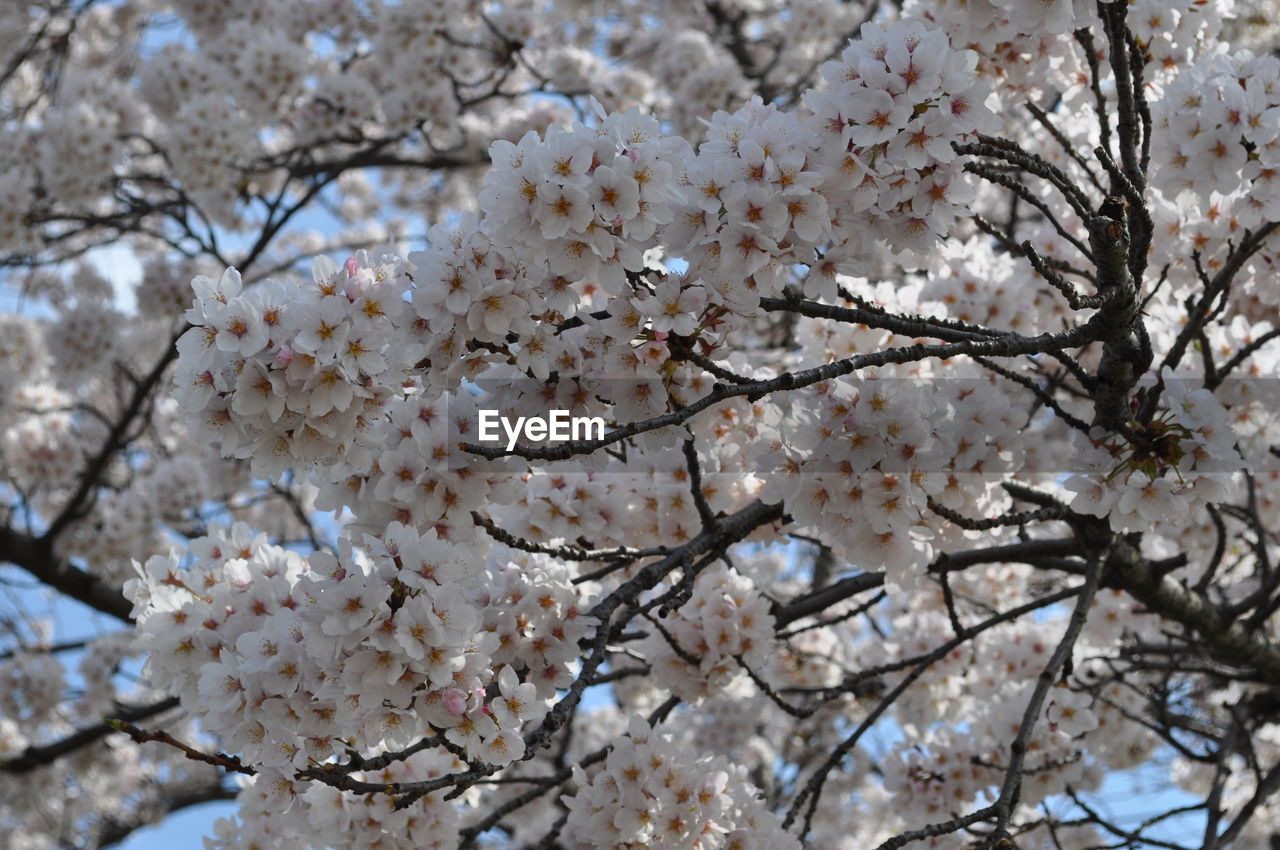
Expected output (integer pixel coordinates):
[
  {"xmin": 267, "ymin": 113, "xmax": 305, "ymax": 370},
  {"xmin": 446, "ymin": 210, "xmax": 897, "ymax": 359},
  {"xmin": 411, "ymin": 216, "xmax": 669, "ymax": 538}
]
[
  {"xmin": 1151, "ymin": 50, "xmax": 1280, "ymax": 204},
  {"xmin": 47, "ymin": 298, "xmax": 124, "ymax": 388},
  {"xmin": 307, "ymin": 390, "xmax": 523, "ymax": 540},
  {"xmin": 759, "ymin": 358, "xmax": 1028, "ymax": 586},
  {"xmin": 1129, "ymin": 0, "xmax": 1235, "ymax": 80},
  {"xmin": 805, "ymin": 19, "xmax": 995, "ymax": 256},
  {"xmin": 37, "ymin": 100, "xmax": 123, "ymax": 206},
  {"xmin": 0, "ymin": 387, "xmax": 81, "ymax": 495},
  {"xmin": 1064, "ymin": 368, "xmax": 1243, "ymax": 532},
  {"xmin": 207, "ymin": 749, "xmax": 464, "ymax": 850},
  {"xmin": 479, "ymin": 106, "xmax": 691, "ymax": 297},
  {"xmin": 671, "ymin": 97, "xmax": 830, "ymax": 312},
  {"xmin": 408, "ymin": 222, "xmax": 553, "ymax": 386},
  {"xmin": 640, "ymin": 564, "xmax": 776, "ymax": 703},
  {"xmin": 127, "ymin": 521, "xmax": 585, "ymax": 776},
  {"xmin": 561, "ymin": 716, "xmax": 799, "ymax": 850},
  {"xmin": 174, "ymin": 254, "xmax": 414, "ymax": 479},
  {"xmin": 990, "ymin": 0, "xmax": 1109, "ymax": 37},
  {"xmin": 481, "ymin": 550, "xmax": 598, "ymax": 700}
]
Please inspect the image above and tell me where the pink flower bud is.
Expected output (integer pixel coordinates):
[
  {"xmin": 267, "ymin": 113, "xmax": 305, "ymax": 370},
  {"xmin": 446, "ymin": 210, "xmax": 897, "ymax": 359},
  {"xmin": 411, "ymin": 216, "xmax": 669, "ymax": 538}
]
[
  {"xmin": 274, "ymin": 345, "xmax": 294, "ymax": 366},
  {"xmin": 442, "ymin": 688, "xmax": 468, "ymax": 717},
  {"xmin": 344, "ymin": 257, "xmax": 359, "ymax": 277}
]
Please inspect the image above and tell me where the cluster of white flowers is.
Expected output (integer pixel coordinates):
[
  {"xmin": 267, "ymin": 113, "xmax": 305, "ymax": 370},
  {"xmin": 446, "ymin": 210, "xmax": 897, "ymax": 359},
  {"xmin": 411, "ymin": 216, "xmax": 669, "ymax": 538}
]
[
  {"xmin": 491, "ymin": 461, "xmax": 756, "ymax": 559},
  {"xmin": 640, "ymin": 564, "xmax": 775, "ymax": 702},
  {"xmin": 1208, "ymin": 322, "xmax": 1280, "ymax": 471},
  {"xmin": 1151, "ymin": 50, "xmax": 1280, "ymax": 203},
  {"xmin": 127, "ymin": 521, "xmax": 589, "ymax": 780},
  {"xmin": 207, "ymin": 749, "xmax": 464, "ymax": 850},
  {"xmin": 175, "ymin": 254, "xmax": 416, "ymax": 479},
  {"xmin": 804, "ymin": 19, "xmax": 995, "ymax": 258},
  {"xmin": 863, "ymin": 587, "xmax": 1137, "ymax": 831},
  {"xmin": 0, "ymin": 651, "xmax": 66, "ymax": 725},
  {"xmin": 37, "ymin": 101, "xmax": 122, "ymax": 206},
  {"xmin": 163, "ymin": 92, "xmax": 259, "ymax": 226},
  {"xmin": 1130, "ymin": 0, "xmax": 1236, "ymax": 77},
  {"xmin": 649, "ymin": 31, "xmax": 753, "ymax": 137},
  {"xmin": 0, "ymin": 314, "xmax": 44, "ymax": 409},
  {"xmin": 366, "ymin": 0, "xmax": 472, "ymax": 135},
  {"xmin": 920, "ymin": 237, "xmax": 1063, "ymax": 337},
  {"xmin": 407, "ymin": 222, "xmax": 553, "ymax": 386},
  {"xmin": 480, "ymin": 107, "xmax": 691, "ymax": 298},
  {"xmin": 0, "ymin": 168, "xmax": 34, "ymax": 252},
  {"xmin": 0, "ymin": 387, "xmax": 80, "ymax": 494},
  {"xmin": 561, "ymin": 716, "xmax": 800, "ymax": 850},
  {"xmin": 481, "ymin": 550, "xmax": 598, "ymax": 700},
  {"xmin": 220, "ymin": 22, "xmax": 310, "ymax": 123},
  {"xmin": 671, "ymin": 97, "xmax": 830, "ymax": 310},
  {"xmin": 880, "ymin": 683, "xmax": 1098, "ymax": 823},
  {"xmin": 757, "ymin": 356, "xmax": 1028, "ymax": 588},
  {"xmin": 46, "ymin": 298, "xmax": 124, "ymax": 388},
  {"xmin": 1064, "ymin": 368, "xmax": 1243, "ymax": 532}
]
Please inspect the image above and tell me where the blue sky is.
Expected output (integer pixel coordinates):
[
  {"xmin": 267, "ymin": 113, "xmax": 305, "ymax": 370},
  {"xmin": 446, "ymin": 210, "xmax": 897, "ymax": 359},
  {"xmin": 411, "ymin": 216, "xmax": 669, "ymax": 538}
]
[{"xmin": 117, "ymin": 801, "xmax": 238, "ymax": 850}]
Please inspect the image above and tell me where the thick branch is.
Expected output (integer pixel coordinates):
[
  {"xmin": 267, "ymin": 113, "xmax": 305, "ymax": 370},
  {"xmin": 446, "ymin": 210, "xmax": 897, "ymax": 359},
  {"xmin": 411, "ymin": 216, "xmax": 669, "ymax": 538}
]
[
  {"xmin": 0, "ymin": 525, "xmax": 133, "ymax": 622},
  {"xmin": 1102, "ymin": 535, "xmax": 1280, "ymax": 683},
  {"xmin": 2, "ymin": 697, "xmax": 180, "ymax": 774}
]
